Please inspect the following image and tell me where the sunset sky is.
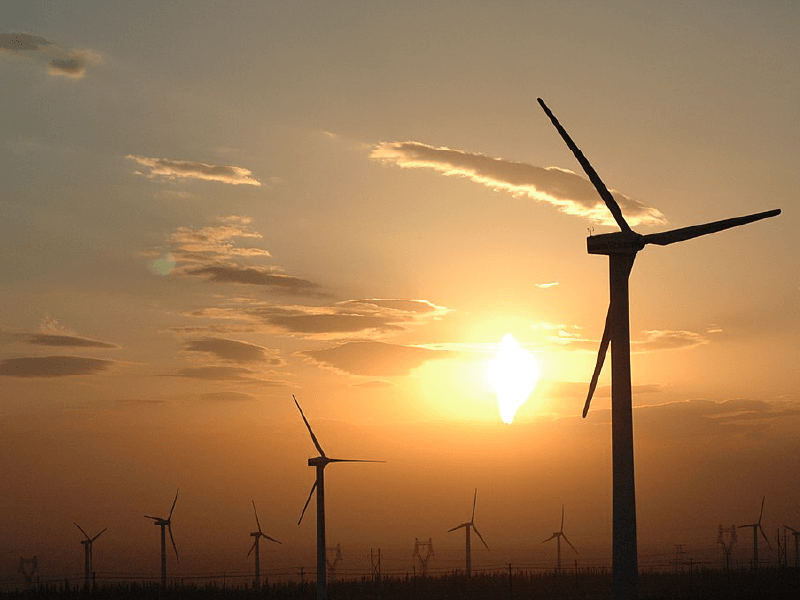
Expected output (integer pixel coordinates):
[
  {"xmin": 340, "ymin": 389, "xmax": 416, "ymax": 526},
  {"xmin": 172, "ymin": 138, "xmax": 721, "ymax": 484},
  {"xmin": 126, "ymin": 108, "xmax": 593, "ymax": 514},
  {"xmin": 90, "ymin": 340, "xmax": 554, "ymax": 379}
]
[{"xmin": 2, "ymin": 0, "xmax": 798, "ymax": 585}]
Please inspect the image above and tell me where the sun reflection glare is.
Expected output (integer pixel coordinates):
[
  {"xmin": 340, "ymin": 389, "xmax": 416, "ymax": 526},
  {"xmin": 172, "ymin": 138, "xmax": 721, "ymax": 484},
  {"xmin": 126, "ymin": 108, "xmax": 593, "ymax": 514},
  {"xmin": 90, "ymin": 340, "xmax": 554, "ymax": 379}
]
[{"xmin": 488, "ymin": 334, "xmax": 540, "ymax": 424}]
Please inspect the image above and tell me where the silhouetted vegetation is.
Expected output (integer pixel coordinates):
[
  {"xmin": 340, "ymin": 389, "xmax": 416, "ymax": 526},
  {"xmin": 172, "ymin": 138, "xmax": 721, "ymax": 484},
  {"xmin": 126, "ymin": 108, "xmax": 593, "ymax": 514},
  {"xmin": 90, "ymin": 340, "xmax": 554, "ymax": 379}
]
[{"xmin": 3, "ymin": 566, "xmax": 800, "ymax": 600}]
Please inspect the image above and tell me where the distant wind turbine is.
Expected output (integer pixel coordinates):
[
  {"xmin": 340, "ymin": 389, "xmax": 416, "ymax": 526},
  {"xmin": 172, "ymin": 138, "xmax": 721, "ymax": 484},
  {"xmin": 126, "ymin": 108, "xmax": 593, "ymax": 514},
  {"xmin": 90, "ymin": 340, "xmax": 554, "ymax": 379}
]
[
  {"xmin": 537, "ymin": 98, "xmax": 781, "ymax": 600},
  {"xmin": 542, "ymin": 505, "xmax": 577, "ymax": 574},
  {"xmin": 738, "ymin": 496, "xmax": 771, "ymax": 570},
  {"xmin": 144, "ymin": 488, "xmax": 179, "ymax": 588},
  {"xmin": 294, "ymin": 395, "xmax": 384, "ymax": 600},
  {"xmin": 785, "ymin": 525, "xmax": 800, "ymax": 569},
  {"xmin": 74, "ymin": 523, "xmax": 106, "ymax": 589},
  {"xmin": 447, "ymin": 488, "xmax": 489, "ymax": 578},
  {"xmin": 248, "ymin": 500, "xmax": 281, "ymax": 592}
]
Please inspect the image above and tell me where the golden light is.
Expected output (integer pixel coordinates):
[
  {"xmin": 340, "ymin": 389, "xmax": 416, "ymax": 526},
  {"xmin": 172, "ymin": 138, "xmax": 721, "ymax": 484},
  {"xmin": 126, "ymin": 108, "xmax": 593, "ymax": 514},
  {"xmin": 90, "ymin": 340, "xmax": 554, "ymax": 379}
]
[{"xmin": 488, "ymin": 334, "xmax": 540, "ymax": 424}]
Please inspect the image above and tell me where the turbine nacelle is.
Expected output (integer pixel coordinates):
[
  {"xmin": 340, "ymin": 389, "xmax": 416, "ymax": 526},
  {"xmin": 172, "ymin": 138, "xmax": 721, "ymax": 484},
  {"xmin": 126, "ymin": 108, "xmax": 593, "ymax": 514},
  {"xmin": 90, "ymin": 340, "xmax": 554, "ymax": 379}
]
[{"xmin": 587, "ymin": 230, "xmax": 645, "ymax": 255}]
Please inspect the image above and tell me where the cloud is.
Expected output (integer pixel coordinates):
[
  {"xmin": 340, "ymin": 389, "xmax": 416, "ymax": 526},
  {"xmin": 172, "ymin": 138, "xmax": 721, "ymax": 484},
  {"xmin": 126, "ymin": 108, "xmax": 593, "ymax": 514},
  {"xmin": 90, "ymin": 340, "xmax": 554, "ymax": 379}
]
[
  {"xmin": 184, "ymin": 391, "xmax": 257, "ymax": 403},
  {"xmin": 185, "ymin": 265, "xmax": 320, "ymax": 295},
  {"xmin": 371, "ymin": 141, "xmax": 666, "ymax": 227},
  {"xmin": 302, "ymin": 341, "xmax": 456, "ymax": 376},
  {"xmin": 184, "ymin": 298, "xmax": 450, "ymax": 339},
  {"xmin": 0, "ymin": 356, "xmax": 113, "ymax": 377},
  {"xmin": 127, "ymin": 155, "xmax": 260, "ymax": 186},
  {"xmin": 24, "ymin": 333, "xmax": 119, "ymax": 349},
  {"xmin": 535, "ymin": 282, "xmax": 559, "ymax": 289},
  {"xmin": 183, "ymin": 337, "xmax": 283, "ymax": 365},
  {"xmin": 170, "ymin": 365, "xmax": 284, "ymax": 384},
  {"xmin": 1, "ymin": 32, "xmax": 102, "ymax": 79},
  {"xmin": 543, "ymin": 327, "xmax": 708, "ymax": 353}
]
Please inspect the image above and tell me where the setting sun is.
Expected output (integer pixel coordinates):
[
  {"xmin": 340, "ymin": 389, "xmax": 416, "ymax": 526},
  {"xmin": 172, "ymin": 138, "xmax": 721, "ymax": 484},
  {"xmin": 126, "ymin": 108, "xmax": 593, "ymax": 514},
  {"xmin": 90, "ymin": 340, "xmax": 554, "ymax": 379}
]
[{"xmin": 488, "ymin": 334, "xmax": 540, "ymax": 424}]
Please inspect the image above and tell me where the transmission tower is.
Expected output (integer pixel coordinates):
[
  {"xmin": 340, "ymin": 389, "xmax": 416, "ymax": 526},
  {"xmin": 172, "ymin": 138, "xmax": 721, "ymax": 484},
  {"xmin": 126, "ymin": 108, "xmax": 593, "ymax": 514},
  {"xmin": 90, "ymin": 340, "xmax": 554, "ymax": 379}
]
[
  {"xmin": 19, "ymin": 557, "xmax": 38, "ymax": 586},
  {"xmin": 413, "ymin": 538, "xmax": 434, "ymax": 576},
  {"xmin": 326, "ymin": 543, "xmax": 342, "ymax": 580},
  {"xmin": 370, "ymin": 548, "xmax": 381, "ymax": 582},
  {"xmin": 717, "ymin": 525, "xmax": 737, "ymax": 571}
]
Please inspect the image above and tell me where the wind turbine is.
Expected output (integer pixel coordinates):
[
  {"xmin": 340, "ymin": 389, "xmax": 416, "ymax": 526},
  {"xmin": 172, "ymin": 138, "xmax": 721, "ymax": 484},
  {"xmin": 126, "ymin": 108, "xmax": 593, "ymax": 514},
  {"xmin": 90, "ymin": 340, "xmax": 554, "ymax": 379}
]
[
  {"xmin": 738, "ymin": 496, "xmax": 771, "ymax": 570},
  {"xmin": 542, "ymin": 505, "xmax": 577, "ymax": 574},
  {"xmin": 537, "ymin": 98, "xmax": 780, "ymax": 600},
  {"xmin": 248, "ymin": 500, "xmax": 281, "ymax": 592},
  {"xmin": 784, "ymin": 525, "xmax": 800, "ymax": 569},
  {"xmin": 447, "ymin": 488, "xmax": 489, "ymax": 578},
  {"xmin": 74, "ymin": 523, "xmax": 106, "ymax": 589},
  {"xmin": 294, "ymin": 395, "xmax": 383, "ymax": 600},
  {"xmin": 144, "ymin": 488, "xmax": 179, "ymax": 588}
]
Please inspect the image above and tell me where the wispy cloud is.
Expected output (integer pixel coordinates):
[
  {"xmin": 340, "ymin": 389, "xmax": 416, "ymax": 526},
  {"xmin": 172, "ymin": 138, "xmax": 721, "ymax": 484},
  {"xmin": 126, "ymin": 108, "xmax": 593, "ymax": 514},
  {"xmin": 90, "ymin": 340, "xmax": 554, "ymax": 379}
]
[
  {"xmin": 23, "ymin": 333, "xmax": 119, "ymax": 348},
  {"xmin": 127, "ymin": 155, "xmax": 261, "ymax": 186},
  {"xmin": 1, "ymin": 32, "xmax": 102, "ymax": 79},
  {"xmin": 371, "ymin": 141, "xmax": 665, "ymax": 227},
  {"xmin": 170, "ymin": 365, "xmax": 284, "ymax": 384},
  {"xmin": 183, "ymin": 337, "xmax": 284, "ymax": 365},
  {"xmin": 183, "ymin": 298, "xmax": 450, "ymax": 340},
  {"xmin": 0, "ymin": 356, "xmax": 113, "ymax": 377},
  {"xmin": 543, "ymin": 327, "xmax": 708, "ymax": 353},
  {"xmin": 302, "ymin": 340, "xmax": 456, "ymax": 376},
  {"xmin": 535, "ymin": 282, "xmax": 559, "ymax": 289}
]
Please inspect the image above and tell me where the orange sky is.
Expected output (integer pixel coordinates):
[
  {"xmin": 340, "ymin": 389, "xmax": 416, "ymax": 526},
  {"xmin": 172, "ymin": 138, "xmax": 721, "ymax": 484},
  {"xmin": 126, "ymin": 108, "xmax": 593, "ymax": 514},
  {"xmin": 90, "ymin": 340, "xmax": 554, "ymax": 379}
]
[{"xmin": 2, "ymin": 0, "xmax": 799, "ymax": 587}]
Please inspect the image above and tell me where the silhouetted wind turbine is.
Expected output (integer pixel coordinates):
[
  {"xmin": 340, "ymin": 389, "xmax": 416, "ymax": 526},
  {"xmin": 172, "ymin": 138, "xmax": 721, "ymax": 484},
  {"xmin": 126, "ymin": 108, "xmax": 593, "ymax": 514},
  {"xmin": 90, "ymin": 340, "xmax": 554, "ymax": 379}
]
[
  {"xmin": 542, "ymin": 505, "xmax": 577, "ymax": 574},
  {"xmin": 447, "ymin": 488, "xmax": 489, "ymax": 578},
  {"xmin": 248, "ymin": 500, "xmax": 280, "ymax": 592},
  {"xmin": 144, "ymin": 488, "xmax": 179, "ymax": 588},
  {"xmin": 785, "ymin": 525, "xmax": 800, "ymax": 569},
  {"xmin": 74, "ymin": 523, "xmax": 106, "ymax": 589},
  {"xmin": 537, "ymin": 98, "xmax": 780, "ymax": 600},
  {"xmin": 738, "ymin": 496, "xmax": 771, "ymax": 570},
  {"xmin": 294, "ymin": 395, "xmax": 383, "ymax": 600}
]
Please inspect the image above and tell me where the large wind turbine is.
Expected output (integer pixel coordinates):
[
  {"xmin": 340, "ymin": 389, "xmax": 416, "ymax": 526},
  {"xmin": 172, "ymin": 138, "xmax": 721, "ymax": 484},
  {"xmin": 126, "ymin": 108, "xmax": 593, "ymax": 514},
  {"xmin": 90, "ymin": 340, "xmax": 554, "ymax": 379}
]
[
  {"xmin": 248, "ymin": 500, "xmax": 281, "ymax": 592},
  {"xmin": 144, "ymin": 488, "xmax": 179, "ymax": 588},
  {"xmin": 542, "ymin": 505, "xmax": 577, "ymax": 574},
  {"xmin": 74, "ymin": 523, "xmax": 106, "ymax": 589},
  {"xmin": 537, "ymin": 98, "xmax": 780, "ymax": 600},
  {"xmin": 738, "ymin": 496, "xmax": 771, "ymax": 570},
  {"xmin": 447, "ymin": 488, "xmax": 489, "ymax": 578},
  {"xmin": 294, "ymin": 395, "xmax": 383, "ymax": 600}
]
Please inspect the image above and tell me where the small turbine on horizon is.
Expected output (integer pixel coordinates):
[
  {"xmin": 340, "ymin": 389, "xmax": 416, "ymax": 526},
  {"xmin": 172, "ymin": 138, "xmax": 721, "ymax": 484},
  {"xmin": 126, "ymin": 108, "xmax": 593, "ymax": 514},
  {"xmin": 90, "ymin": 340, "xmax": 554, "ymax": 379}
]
[
  {"xmin": 144, "ymin": 488, "xmax": 179, "ymax": 588},
  {"xmin": 248, "ymin": 500, "xmax": 281, "ymax": 592},
  {"xmin": 738, "ymin": 496, "xmax": 771, "ymax": 570},
  {"xmin": 785, "ymin": 525, "xmax": 800, "ymax": 569},
  {"xmin": 447, "ymin": 488, "xmax": 489, "ymax": 578},
  {"xmin": 74, "ymin": 523, "xmax": 106, "ymax": 589},
  {"xmin": 294, "ymin": 395, "xmax": 384, "ymax": 600},
  {"xmin": 542, "ymin": 505, "xmax": 577, "ymax": 574},
  {"xmin": 537, "ymin": 98, "xmax": 781, "ymax": 600}
]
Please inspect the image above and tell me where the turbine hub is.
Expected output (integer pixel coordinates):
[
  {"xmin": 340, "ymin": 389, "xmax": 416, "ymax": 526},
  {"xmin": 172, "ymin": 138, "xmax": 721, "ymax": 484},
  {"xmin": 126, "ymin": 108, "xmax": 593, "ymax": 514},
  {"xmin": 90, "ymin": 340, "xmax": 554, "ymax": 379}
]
[{"xmin": 587, "ymin": 230, "xmax": 644, "ymax": 255}]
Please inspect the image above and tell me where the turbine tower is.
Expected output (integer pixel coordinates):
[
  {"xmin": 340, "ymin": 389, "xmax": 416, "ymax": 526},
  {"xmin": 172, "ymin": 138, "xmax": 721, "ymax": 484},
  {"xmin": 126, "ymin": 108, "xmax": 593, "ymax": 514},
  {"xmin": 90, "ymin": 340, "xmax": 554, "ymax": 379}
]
[
  {"xmin": 738, "ymin": 496, "xmax": 770, "ymax": 570},
  {"xmin": 447, "ymin": 488, "xmax": 489, "ymax": 578},
  {"xmin": 294, "ymin": 395, "xmax": 383, "ymax": 600},
  {"xmin": 74, "ymin": 523, "xmax": 106, "ymax": 589},
  {"xmin": 537, "ymin": 98, "xmax": 780, "ymax": 600},
  {"xmin": 248, "ymin": 500, "xmax": 281, "ymax": 592},
  {"xmin": 542, "ymin": 505, "xmax": 577, "ymax": 574},
  {"xmin": 144, "ymin": 488, "xmax": 179, "ymax": 588}
]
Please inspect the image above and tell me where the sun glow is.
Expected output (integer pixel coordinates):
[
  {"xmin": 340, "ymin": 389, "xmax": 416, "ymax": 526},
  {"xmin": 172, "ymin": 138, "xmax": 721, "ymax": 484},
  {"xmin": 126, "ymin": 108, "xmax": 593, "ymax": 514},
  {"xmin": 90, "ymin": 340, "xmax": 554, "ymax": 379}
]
[{"xmin": 488, "ymin": 334, "xmax": 540, "ymax": 424}]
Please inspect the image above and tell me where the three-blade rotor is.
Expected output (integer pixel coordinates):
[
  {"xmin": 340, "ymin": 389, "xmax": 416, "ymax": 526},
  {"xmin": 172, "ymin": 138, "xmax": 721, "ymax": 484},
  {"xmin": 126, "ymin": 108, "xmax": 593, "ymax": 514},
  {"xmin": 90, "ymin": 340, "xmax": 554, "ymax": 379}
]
[
  {"xmin": 75, "ymin": 522, "xmax": 107, "ymax": 544},
  {"xmin": 447, "ymin": 489, "xmax": 490, "ymax": 551},
  {"xmin": 541, "ymin": 505, "xmax": 577, "ymax": 553},
  {"xmin": 248, "ymin": 500, "xmax": 281, "ymax": 557},
  {"xmin": 738, "ymin": 496, "xmax": 771, "ymax": 549},
  {"xmin": 144, "ymin": 488, "xmax": 180, "ymax": 561},
  {"xmin": 537, "ymin": 98, "xmax": 781, "ymax": 418}
]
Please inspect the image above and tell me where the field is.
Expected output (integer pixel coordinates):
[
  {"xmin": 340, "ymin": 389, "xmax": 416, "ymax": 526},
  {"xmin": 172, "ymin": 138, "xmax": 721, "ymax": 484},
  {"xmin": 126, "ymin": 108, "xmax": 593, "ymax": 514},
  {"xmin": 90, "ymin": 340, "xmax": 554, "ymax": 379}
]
[{"xmin": 3, "ymin": 567, "xmax": 800, "ymax": 600}]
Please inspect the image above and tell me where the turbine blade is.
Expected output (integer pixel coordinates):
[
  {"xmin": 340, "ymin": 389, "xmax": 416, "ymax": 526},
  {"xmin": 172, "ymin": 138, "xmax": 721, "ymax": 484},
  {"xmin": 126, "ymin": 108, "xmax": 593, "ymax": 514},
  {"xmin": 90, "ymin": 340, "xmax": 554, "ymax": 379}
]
[
  {"xmin": 563, "ymin": 533, "xmax": 578, "ymax": 554},
  {"xmin": 326, "ymin": 458, "xmax": 385, "ymax": 464},
  {"xmin": 641, "ymin": 209, "xmax": 780, "ymax": 247},
  {"xmin": 758, "ymin": 496, "xmax": 766, "ymax": 524},
  {"xmin": 542, "ymin": 534, "xmax": 557, "ymax": 543},
  {"xmin": 74, "ymin": 522, "xmax": 90, "ymax": 540},
  {"xmin": 759, "ymin": 525, "xmax": 772, "ymax": 549},
  {"xmin": 263, "ymin": 534, "xmax": 282, "ymax": 545},
  {"xmin": 471, "ymin": 489, "xmax": 477, "ymax": 523},
  {"xmin": 561, "ymin": 505, "xmax": 565, "ymax": 531},
  {"xmin": 298, "ymin": 481, "xmax": 317, "ymax": 526},
  {"xmin": 448, "ymin": 523, "xmax": 468, "ymax": 533},
  {"xmin": 168, "ymin": 524, "xmax": 179, "ymax": 562},
  {"xmin": 144, "ymin": 515, "xmax": 160, "ymax": 521},
  {"xmin": 252, "ymin": 500, "xmax": 262, "ymax": 533},
  {"xmin": 537, "ymin": 98, "xmax": 631, "ymax": 232},
  {"xmin": 90, "ymin": 528, "xmax": 107, "ymax": 542},
  {"xmin": 583, "ymin": 304, "xmax": 611, "ymax": 418},
  {"xmin": 785, "ymin": 525, "xmax": 799, "ymax": 534},
  {"xmin": 293, "ymin": 395, "xmax": 326, "ymax": 457},
  {"xmin": 168, "ymin": 488, "xmax": 179, "ymax": 520},
  {"xmin": 472, "ymin": 525, "xmax": 490, "ymax": 551},
  {"xmin": 247, "ymin": 540, "xmax": 256, "ymax": 558}
]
